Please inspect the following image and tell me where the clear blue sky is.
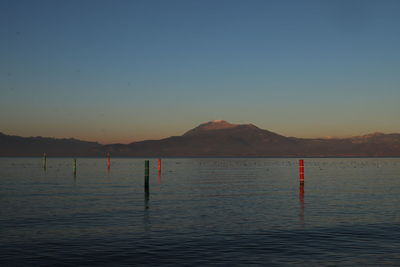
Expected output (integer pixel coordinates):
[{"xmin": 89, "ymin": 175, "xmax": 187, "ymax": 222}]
[{"xmin": 1, "ymin": 0, "xmax": 400, "ymax": 144}]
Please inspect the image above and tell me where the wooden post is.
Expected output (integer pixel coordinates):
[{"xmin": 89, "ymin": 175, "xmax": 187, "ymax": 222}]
[
  {"xmin": 107, "ymin": 152, "xmax": 111, "ymax": 169},
  {"xmin": 144, "ymin": 160, "xmax": 149, "ymax": 193},
  {"xmin": 43, "ymin": 153, "xmax": 47, "ymax": 170},
  {"xmin": 73, "ymin": 158, "xmax": 77, "ymax": 176},
  {"xmin": 157, "ymin": 158, "xmax": 161, "ymax": 173}
]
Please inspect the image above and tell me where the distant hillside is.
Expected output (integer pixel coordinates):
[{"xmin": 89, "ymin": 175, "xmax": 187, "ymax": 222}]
[
  {"xmin": 2, "ymin": 121, "xmax": 400, "ymax": 156},
  {"xmin": 97, "ymin": 120, "xmax": 400, "ymax": 157},
  {"xmin": 0, "ymin": 132, "xmax": 101, "ymax": 156}
]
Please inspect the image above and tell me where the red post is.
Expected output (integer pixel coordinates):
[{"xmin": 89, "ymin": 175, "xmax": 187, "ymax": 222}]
[
  {"xmin": 157, "ymin": 158, "xmax": 161, "ymax": 173},
  {"xmin": 299, "ymin": 159, "xmax": 304, "ymax": 185},
  {"xmin": 107, "ymin": 152, "xmax": 111, "ymax": 169}
]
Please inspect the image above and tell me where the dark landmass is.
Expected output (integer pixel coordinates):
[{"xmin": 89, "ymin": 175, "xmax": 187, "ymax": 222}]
[
  {"xmin": 0, "ymin": 132, "xmax": 101, "ymax": 156},
  {"xmin": 2, "ymin": 120, "xmax": 400, "ymax": 156}
]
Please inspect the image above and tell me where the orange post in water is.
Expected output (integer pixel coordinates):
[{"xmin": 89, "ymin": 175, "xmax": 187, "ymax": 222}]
[
  {"xmin": 107, "ymin": 152, "xmax": 111, "ymax": 169},
  {"xmin": 299, "ymin": 159, "xmax": 304, "ymax": 184},
  {"xmin": 157, "ymin": 158, "xmax": 161, "ymax": 173}
]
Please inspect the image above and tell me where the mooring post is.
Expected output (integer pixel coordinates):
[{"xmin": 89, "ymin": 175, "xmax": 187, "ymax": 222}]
[
  {"xmin": 73, "ymin": 158, "xmax": 77, "ymax": 176},
  {"xmin": 157, "ymin": 158, "xmax": 161, "ymax": 173},
  {"xmin": 43, "ymin": 152, "xmax": 47, "ymax": 170},
  {"xmin": 107, "ymin": 152, "xmax": 111, "ymax": 169},
  {"xmin": 144, "ymin": 160, "xmax": 150, "ymax": 193},
  {"xmin": 299, "ymin": 159, "xmax": 304, "ymax": 185}
]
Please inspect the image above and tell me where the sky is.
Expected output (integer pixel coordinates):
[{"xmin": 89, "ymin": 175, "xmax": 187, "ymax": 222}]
[{"xmin": 1, "ymin": 0, "xmax": 400, "ymax": 144}]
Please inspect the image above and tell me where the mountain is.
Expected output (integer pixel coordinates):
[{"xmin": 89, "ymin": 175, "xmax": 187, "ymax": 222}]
[
  {"xmin": 99, "ymin": 120, "xmax": 298, "ymax": 156},
  {"xmin": 2, "ymin": 121, "xmax": 400, "ymax": 156},
  {"xmin": 98, "ymin": 120, "xmax": 400, "ymax": 157},
  {"xmin": 183, "ymin": 120, "xmax": 240, "ymax": 135},
  {"xmin": 0, "ymin": 132, "xmax": 101, "ymax": 156}
]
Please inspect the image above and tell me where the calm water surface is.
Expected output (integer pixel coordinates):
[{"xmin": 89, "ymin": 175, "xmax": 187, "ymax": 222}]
[{"xmin": 1, "ymin": 158, "xmax": 400, "ymax": 266}]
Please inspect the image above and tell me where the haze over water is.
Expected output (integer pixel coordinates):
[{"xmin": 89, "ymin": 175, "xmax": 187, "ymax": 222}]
[{"xmin": 1, "ymin": 157, "xmax": 400, "ymax": 266}]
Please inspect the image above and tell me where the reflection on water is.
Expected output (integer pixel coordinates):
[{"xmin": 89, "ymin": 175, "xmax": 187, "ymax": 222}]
[
  {"xmin": 1, "ymin": 157, "xmax": 400, "ymax": 266},
  {"xmin": 144, "ymin": 191, "xmax": 150, "ymax": 210},
  {"xmin": 299, "ymin": 184, "xmax": 304, "ymax": 225},
  {"xmin": 73, "ymin": 173, "xmax": 77, "ymax": 187},
  {"xmin": 107, "ymin": 166, "xmax": 111, "ymax": 176},
  {"xmin": 143, "ymin": 206, "xmax": 151, "ymax": 234}
]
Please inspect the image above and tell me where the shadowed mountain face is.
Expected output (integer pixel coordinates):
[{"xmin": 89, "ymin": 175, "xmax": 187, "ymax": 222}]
[{"xmin": 2, "ymin": 121, "xmax": 400, "ymax": 156}]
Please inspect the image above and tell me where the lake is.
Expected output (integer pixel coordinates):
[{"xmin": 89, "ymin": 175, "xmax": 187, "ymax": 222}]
[{"xmin": 1, "ymin": 158, "xmax": 400, "ymax": 266}]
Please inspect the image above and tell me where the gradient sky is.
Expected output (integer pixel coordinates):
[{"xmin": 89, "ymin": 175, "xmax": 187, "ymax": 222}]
[{"xmin": 1, "ymin": 0, "xmax": 400, "ymax": 144}]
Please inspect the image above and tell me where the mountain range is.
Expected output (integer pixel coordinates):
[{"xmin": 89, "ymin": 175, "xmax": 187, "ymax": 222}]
[{"xmin": 1, "ymin": 120, "xmax": 400, "ymax": 157}]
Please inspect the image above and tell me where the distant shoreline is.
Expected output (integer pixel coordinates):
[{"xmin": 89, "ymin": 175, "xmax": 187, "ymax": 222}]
[
  {"xmin": 2, "ymin": 121, "xmax": 400, "ymax": 157},
  {"xmin": 2, "ymin": 156, "xmax": 400, "ymax": 159}
]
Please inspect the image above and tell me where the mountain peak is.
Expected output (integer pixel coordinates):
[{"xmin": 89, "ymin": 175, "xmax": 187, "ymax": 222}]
[
  {"xmin": 201, "ymin": 120, "xmax": 236, "ymax": 128},
  {"xmin": 183, "ymin": 120, "xmax": 239, "ymax": 136},
  {"xmin": 364, "ymin": 132, "xmax": 385, "ymax": 137},
  {"xmin": 353, "ymin": 132, "xmax": 385, "ymax": 139}
]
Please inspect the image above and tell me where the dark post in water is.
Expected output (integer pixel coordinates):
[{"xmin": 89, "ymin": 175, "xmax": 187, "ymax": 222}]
[
  {"xmin": 144, "ymin": 160, "xmax": 150, "ymax": 194},
  {"xmin": 158, "ymin": 158, "xmax": 161, "ymax": 173},
  {"xmin": 73, "ymin": 158, "xmax": 77, "ymax": 176},
  {"xmin": 43, "ymin": 152, "xmax": 47, "ymax": 170},
  {"xmin": 299, "ymin": 159, "xmax": 304, "ymax": 185}
]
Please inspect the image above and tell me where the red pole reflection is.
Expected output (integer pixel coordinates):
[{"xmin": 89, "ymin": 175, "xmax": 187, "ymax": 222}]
[
  {"xmin": 299, "ymin": 159, "xmax": 304, "ymax": 185},
  {"xmin": 157, "ymin": 171, "xmax": 161, "ymax": 184},
  {"xmin": 299, "ymin": 184, "xmax": 304, "ymax": 225}
]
